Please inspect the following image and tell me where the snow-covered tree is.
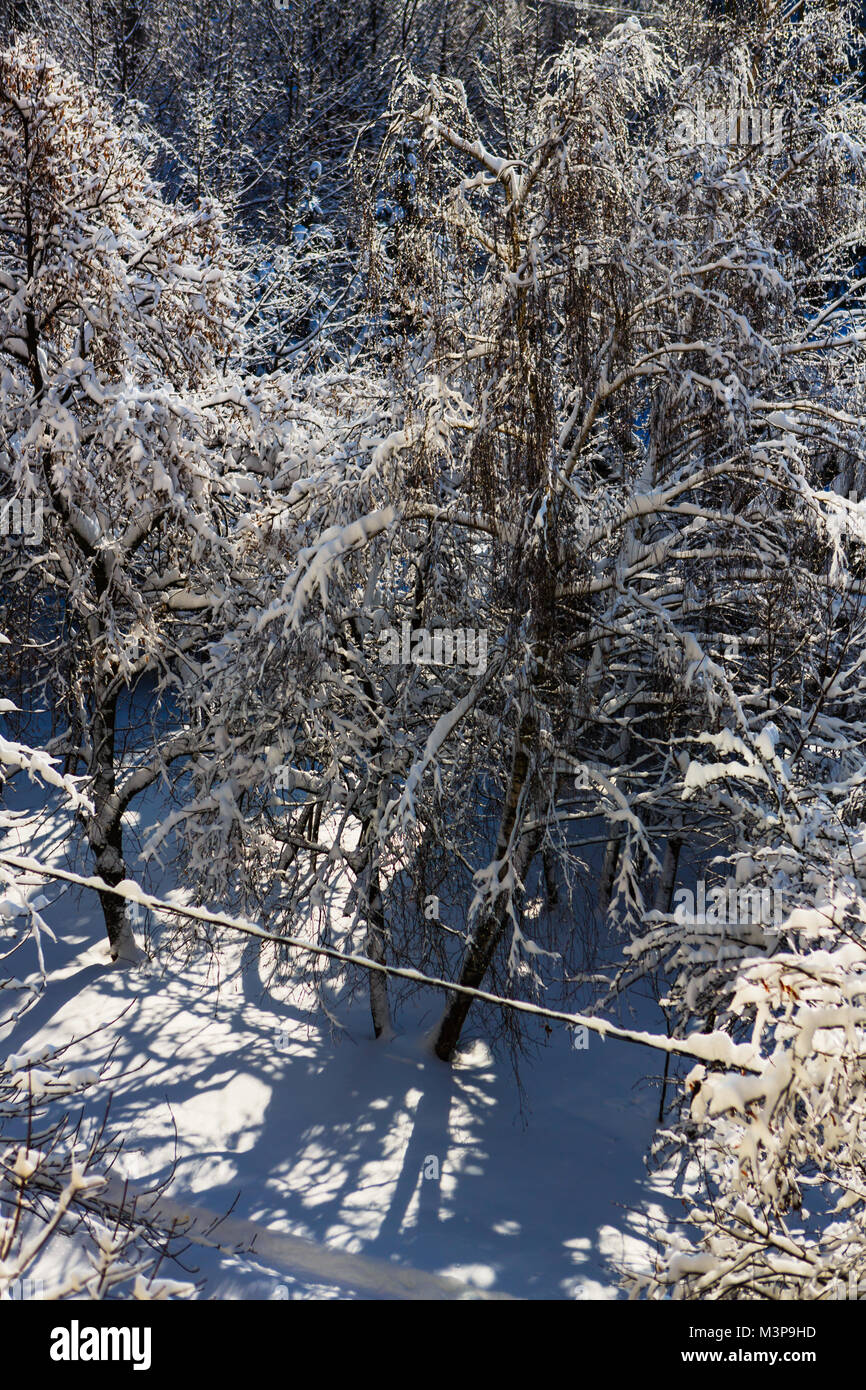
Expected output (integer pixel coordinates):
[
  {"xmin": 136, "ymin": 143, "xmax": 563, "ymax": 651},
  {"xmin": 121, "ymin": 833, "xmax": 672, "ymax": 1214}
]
[
  {"xmin": 0, "ymin": 41, "xmax": 262, "ymax": 957},
  {"xmin": 343, "ymin": 0, "xmax": 866, "ymax": 1064},
  {"xmin": 161, "ymin": 0, "xmax": 866, "ymax": 1084}
]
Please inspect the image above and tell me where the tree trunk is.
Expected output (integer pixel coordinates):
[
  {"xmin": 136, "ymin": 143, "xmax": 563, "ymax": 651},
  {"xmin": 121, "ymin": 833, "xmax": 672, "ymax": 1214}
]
[
  {"xmin": 363, "ymin": 855, "xmax": 392, "ymax": 1039},
  {"xmin": 654, "ymin": 837, "xmax": 681, "ymax": 1122},
  {"xmin": 433, "ymin": 710, "xmax": 537, "ymax": 1062},
  {"xmin": 598, "ymin": 832, "xmax": 621, "ymax": 917},
  {"xmin": 654, "ymin": 836, "xmax": 682, "ymax": 915},
  {"xmin": 87, "ymin": 676, "xmax": 136, "ymax": 961},
  {"xmin": 349, "ymin": 801, "xmax": 393, "ymax": 1040}
]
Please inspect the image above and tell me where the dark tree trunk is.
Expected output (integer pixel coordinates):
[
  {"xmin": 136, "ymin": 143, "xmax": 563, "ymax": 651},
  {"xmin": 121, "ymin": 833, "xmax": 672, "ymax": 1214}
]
[
  {"xmin": 364, "ymin": 856, "xmax": 392, "ymax": 1039},
  {"xmin": 433, "ymin": 710, "xmax": 537, "ymax": 1062},
  {"xmin": 87, "ymin": 681, "xmax": 134, "ymax": 959}
]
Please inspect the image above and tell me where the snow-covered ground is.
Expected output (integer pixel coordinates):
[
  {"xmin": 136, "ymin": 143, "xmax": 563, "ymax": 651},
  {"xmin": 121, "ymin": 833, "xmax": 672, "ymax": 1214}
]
[{"xmin": 0, "ymin": 783, "xmax": 672, "ymax": 1300}]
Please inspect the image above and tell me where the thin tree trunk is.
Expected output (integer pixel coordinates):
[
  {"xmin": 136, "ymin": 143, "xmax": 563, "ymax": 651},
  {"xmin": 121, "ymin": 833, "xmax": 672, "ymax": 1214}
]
[
  {"xmin": 542, "ymin": 845, "xmax": 558, "ymax": 906},
  {"xmin": 654, "ymin": 836, "xmax": 681, "ymax": 915},
  {"xmin": 598, "ymin": 832, "xmax": 621, "ymax": 916},
  {"xmin": 363, "ymin": 855, "xmax": 392, "ymax": 1039},
  {"xmin": 654, "ymin": 836, "xmax": 681, "ymax": 1123},
  {"xmin": 433, "ymin": 710, "xmax": 537, "ymax": 1062},
  {"xmin": 87, "ymin": 682, "xmax": 136, "ymax": 960},
  {"xmin": 349, "ymin": 798, "xmax": 393, "ymax": 1040},
  {"xmin": 84, "ymin": 561, "xmax": 137, "ymax": 961}
]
